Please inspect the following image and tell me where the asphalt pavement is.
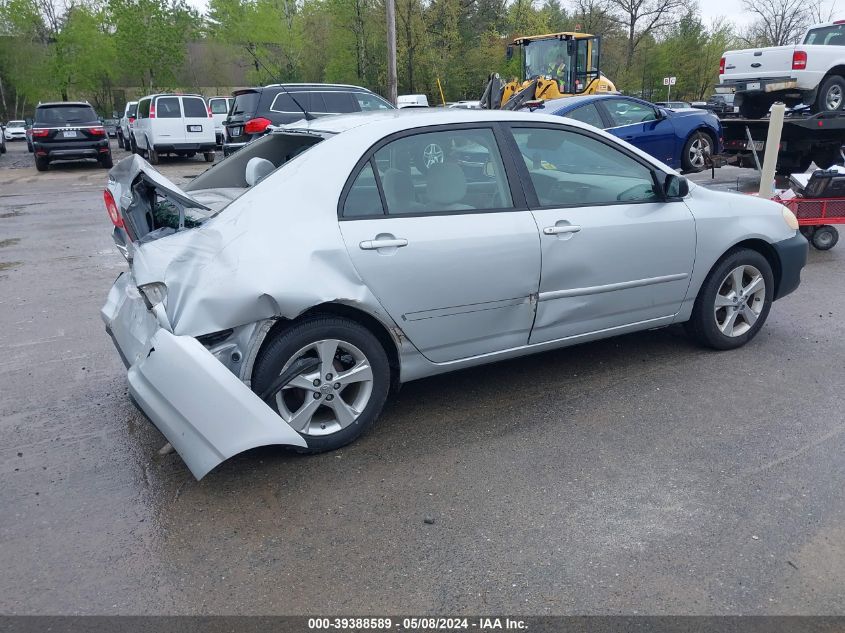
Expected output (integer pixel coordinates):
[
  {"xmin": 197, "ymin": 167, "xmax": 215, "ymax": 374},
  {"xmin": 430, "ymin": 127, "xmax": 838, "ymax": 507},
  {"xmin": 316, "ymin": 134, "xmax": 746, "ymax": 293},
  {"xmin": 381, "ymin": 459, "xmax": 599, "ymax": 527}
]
[{"xmin": 1, "ymin": 139, "xmax": 843, "ymax": 614}]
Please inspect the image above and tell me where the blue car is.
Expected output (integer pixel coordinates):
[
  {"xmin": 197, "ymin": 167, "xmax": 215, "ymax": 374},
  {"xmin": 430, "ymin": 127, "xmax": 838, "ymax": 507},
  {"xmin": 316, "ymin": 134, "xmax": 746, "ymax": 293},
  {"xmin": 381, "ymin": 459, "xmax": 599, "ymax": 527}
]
[{"xmin": 529, "ymin": 95, "xmax": 723, "ymax": 173}]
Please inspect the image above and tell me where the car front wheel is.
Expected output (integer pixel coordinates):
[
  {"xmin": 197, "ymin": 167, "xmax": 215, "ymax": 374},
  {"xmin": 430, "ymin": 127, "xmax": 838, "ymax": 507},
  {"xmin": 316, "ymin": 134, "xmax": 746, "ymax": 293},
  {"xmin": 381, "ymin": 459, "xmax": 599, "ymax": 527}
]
[
  {"xmin": 251, "ymin": 316, "xmax": 391, "ymax": 453},
  {"xmin": 686, "ymin": 248, "xmax": 774, "ymax": 350},
  {"xmin": 682, "ymin": 132, "xmax": 712, "ymax": 172}
]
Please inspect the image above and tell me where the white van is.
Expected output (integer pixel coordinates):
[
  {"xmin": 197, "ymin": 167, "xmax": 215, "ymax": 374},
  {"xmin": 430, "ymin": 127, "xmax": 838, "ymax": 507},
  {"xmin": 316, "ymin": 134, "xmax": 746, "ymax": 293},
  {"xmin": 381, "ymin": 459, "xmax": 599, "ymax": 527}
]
[
  {"xmin": 132, "ymin": 93, "xmax": 216, "ymax": 164},
  {"xmin": 397, "ymin": 94, "xmax": 429, "ymax": 108},
  {"xmin": 207, "ymin": 96, "xmax": 233, "ymax": 147}
]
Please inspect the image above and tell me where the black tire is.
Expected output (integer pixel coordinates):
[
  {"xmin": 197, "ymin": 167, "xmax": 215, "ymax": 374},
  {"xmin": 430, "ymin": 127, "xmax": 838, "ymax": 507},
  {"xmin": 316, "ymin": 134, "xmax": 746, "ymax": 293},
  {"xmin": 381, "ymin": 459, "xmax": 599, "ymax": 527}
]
[
  {"xmin": 100, "ymin": 153, "xmax": 113, "ymax": 169},
  {"xmin": 116, "ymin": 133, "xmax": 124, "ymax": 149},
  {"xmin": 147, "ymin": 143, "xmax": 159, "ymax": 165},
  {"xmin": 685, "ymin": 248, "xmax": 774, "ymax": 350},
  {"xmin": 815, "ymin": 75, "xmax": 845, "ymax": 113},
  {"xmin": 35, "ymin": 156, "xmax": 49, "ymax": 172},
  {"xmin": 0, "ymin": 141, "xmax": 5, "ymax": 154},
  {"xmin": 681, "ymin": 131, "xmax": 713, "ymax": 173},
  {"xmin": 27, "ymin": 141, "xmax": 33, "ymax": 153},
  {"xmin": 130, "ymin": 134, "xmax": 138, "ymax": 155},
  {"xmin": 739, "ymin": 97, "xmax": 771, "ymax": 119},
  {"xmin": 813, "ymin": 147, "xmax": 842, "ymax": 169},
  {"xmin": 187, "ymin": 151, "xmax": 196, "ymax": 158},
  {"xmin": 811, "ymin": 225, "xmax": 839, "ymax": 250},
  {"xmin": 203, "ymin": 151, "xmax": 215, "ymax": 163},
  {"xmin": 251, "ymin": 316, "xmax": 391, "ymax": 453}
]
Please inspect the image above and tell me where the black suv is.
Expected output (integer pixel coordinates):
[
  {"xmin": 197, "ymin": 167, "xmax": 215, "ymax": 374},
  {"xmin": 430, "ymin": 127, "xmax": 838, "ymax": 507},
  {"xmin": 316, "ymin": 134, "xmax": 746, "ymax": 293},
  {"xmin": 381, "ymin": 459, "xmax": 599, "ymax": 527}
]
[
  {"xmin": 223, "ymin": 84, "xmax": 394, "ymax": 156},
  {"xmin": 31, "ymin": 102, "xmax": 112, "ymax": 171}
]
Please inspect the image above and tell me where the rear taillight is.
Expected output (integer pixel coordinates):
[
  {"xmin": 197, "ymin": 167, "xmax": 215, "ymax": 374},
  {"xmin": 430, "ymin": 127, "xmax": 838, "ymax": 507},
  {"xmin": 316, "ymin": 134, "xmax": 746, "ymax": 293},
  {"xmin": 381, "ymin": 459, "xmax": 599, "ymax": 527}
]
[
  {"xmin": 90, "ymin": 127, "xmax": 106, "ymax": 136},
  {"xmin": 103, "ymin": 189, "xmax": 124, "ymax": 230},
  {"xmin": 31, "ymin": 128, "xmax": 49, "ymax": 137},
  {"xmin": 207, "ymin": 106, "xmax": 213, "ymax": 118},
  {"xmin": 719, "ymin": 57, "xmax": 725, "ymax": 74},
  {"xmin": 149, "ymin": 105, "xmax": 156, "ymax": 119},
  {"xmin": 128, "ymin": 116, "xmax": 135, "ymax": 124},
  {"xmin": 792, "ymin": 50, "xmax": 807, "ymax": 70},
  {"xmin": 244, "ymin": 117, "xmax": 272, "ymax": 134}
]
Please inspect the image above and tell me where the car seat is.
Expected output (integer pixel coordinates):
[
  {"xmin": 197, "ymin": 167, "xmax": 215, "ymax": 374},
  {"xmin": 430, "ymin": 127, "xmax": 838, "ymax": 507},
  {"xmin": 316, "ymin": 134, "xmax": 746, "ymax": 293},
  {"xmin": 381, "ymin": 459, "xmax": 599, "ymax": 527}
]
[
  {"xmin": 425, "ymin": 163, "xmax": 472, "ymax": 210},
  {"xmin": 245, "ymin": 157, "xmax": 275, "ymax": 186},
  {"xmin": 382, "ymin": 168, "xmax": 424, "ymax": 214}
]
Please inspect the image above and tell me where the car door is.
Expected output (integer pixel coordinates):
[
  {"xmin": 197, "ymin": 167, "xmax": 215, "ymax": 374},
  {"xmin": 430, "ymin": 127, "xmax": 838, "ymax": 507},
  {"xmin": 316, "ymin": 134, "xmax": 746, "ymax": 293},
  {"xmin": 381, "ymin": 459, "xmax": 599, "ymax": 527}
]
[
  {"xmin": 134, "ymin": 98, "xmax": 151, "ymax": 149},
  {"xmin": 181, "ymin": 96, "xmax": 214, "ymax": 146},
  {"xmin": 338, "ymin": 125, "xmax": 541, "ymax": 363},
  {"xmin": 600, "ymin": 98, "xmax": 678, "ymax": 167},
  {"xmin": 152, "ymin": 96, "xmax": 183, "ymax": 146},
  {"xmin": 505, "ymin": 124, "xmax": 696, "ymax": 345}
]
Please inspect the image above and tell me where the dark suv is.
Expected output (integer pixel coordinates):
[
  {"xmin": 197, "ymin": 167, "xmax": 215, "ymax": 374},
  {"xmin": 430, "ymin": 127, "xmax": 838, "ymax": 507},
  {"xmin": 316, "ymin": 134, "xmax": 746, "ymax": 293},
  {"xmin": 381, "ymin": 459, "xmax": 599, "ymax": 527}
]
[
  {"xmin": 31, "ymin": 102, "xmax": 112, "ymax": 171},
  {"xmin": 223, "ymin": 83, "xmax": 394, "ymax": 155}
]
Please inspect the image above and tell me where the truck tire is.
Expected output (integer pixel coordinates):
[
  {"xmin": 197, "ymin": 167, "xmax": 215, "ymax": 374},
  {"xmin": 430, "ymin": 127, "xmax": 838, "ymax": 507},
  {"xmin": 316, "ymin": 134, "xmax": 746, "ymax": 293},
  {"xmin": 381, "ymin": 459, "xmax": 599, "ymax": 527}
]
[
  {"xmin": 813, "ymin": 147, "xmax": 843, "ymax": 169},
  {"xmin": 739, "ymin": 97, "xmax": 771, "ymax": 119},
  {"xmin": 815, "ymin": 75, "xmax": 845, "ymax": 113}
]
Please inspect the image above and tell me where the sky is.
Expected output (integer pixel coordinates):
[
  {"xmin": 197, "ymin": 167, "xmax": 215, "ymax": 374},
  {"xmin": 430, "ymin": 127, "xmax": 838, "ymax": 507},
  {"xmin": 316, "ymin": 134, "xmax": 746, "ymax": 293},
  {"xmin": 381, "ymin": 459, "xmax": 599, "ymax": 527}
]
[{"xmin": 185, "ymin": 0, "xmax": 840, "ymax": 30}]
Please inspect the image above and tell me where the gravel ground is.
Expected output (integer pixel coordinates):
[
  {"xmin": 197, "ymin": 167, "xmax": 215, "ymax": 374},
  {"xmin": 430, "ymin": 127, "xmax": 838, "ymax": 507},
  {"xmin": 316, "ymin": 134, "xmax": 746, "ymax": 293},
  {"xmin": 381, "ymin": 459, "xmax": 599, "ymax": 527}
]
[{"xmin": 0, "ymin": 138, "xmax": 843, "ymax": 615}]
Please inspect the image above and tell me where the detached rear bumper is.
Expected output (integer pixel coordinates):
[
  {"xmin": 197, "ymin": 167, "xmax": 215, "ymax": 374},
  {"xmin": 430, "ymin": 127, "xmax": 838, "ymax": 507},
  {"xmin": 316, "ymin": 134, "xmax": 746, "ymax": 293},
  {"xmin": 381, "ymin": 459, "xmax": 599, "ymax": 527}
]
[{"xmin": 101, "ymin": 272, "xmax": 307, "ymax": 480}]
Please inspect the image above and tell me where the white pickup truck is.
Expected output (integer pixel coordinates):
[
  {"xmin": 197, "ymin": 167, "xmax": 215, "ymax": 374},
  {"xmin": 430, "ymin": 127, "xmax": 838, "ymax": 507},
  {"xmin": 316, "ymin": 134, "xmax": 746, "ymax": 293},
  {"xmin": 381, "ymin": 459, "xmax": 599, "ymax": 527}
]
[{"xmin": 718, "ymin": 20, "xmax": 845, "ymax": 118}]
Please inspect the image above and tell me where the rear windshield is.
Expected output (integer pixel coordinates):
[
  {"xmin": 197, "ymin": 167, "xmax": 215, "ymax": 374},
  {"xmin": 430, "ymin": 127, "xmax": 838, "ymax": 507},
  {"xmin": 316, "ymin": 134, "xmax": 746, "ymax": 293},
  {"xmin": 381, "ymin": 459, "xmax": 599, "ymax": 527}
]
[
  {"xmin": 156, "ymin": 97, "xmax": 181, "ymax": 118},
  {"xmin": 209, "ymin": 99, "xmax": 230, "ymax": 114},
  {"xmin": 804, "ymin": 24, "xmax": 845, "ymax": 45},
  {"xmin": 270, "ymin": 91, "xmax": 358, "ymax": 114},
  {"xmin": 8, "ymin": 120, "xmax": 25, "ymax": 126},
  {"xmin": 126, "ymin": 103, "xmax": 137, "ymax": 117},
  {"xmin": 35, "ymin": 105, "xmax": 98, "ymax": 125},
  {"xmin": 182, "ymin": 97, "xmax": 208, "ymax": 118},
  {"xmin": 231, "ymin": 91, "xmax": 260, "ymax": 115}
]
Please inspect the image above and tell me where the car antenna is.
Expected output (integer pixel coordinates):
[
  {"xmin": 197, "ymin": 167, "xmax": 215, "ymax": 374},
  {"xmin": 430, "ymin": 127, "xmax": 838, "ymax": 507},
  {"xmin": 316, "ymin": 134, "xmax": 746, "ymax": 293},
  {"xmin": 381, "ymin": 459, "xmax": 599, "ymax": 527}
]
[{"xmin": 244, "ymin": 45, "xmax": 315, "ymax": 121}]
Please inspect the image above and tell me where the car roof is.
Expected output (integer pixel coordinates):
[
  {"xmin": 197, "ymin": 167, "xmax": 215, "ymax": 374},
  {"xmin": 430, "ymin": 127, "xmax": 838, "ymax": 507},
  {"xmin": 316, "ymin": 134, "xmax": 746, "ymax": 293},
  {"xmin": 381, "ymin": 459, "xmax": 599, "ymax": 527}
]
[
  {"xmin": 37, "ymin": 101, "xmax": 92, "ymax": 108},
  {"xmin": 280, "ymin": 107, "xmax": 601, "ymax": 136},
  {"xmin": 235, "ymin": 84, "xmax": 378, "ymax": 95},
  {"xmin": 540, "ymin": 93, "xmax": 658, "ymax": 113}
]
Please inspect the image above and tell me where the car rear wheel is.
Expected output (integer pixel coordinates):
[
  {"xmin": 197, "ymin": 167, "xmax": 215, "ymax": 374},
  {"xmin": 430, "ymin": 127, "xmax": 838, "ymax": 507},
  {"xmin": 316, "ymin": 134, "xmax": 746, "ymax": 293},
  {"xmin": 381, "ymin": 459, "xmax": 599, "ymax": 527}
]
[
  {"xmin": 685, "ymin": 248, "xmax": 773, "ymax": 350},
  {"xmin": 116, "ymin": 133, "xmax": 124, "ymax": 149},
  {"xmin": 100, "ymin": 154, "xmax": 113, "ymax": 169},
  {"xmin": 203, "ymin": 151, "xmax": 215, "ymax": 163},
  {"xmin": 147, "ymin": 143, "xmax": 159, "ymax": 165},
  {"xmin": 34, "ymin": 156, "xmax": 49, "ymax": 172},
  {"xmin": 251, "ymin": 316, "xmax": 391, "ymax": 453},
  {"xmin": 815, "ymin": 75, "xmax": 845, "ymax": 113},
  {"xmin": 682, "ymin": 132, "xmax": 712, "ymax": 172}
]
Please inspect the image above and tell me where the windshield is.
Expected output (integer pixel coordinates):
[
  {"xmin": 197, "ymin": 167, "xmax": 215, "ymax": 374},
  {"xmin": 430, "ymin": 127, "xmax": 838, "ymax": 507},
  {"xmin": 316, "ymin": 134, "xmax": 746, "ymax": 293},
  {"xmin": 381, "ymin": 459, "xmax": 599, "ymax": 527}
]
[
  {"xmin": 804, "ymin": 24, "xmax": 845, "ymax": 45},
  {"xmin": 523, "ymin": 37, "xmax": 597, "ymax": 94},
  {"xmin": 34, "ymin": 105, "xmax": 98, "ymax": 125},
  {"xmin": 8, "ymin": 120, "xmax": 25, "ymax": 126}
]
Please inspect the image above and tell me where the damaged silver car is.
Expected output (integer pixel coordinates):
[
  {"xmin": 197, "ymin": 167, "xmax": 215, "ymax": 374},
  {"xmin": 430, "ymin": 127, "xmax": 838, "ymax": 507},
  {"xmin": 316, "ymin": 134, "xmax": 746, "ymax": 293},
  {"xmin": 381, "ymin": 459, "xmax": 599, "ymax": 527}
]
[{"xmin": 101, "ymin": 109, "xmax": 808, "ymax": 479}]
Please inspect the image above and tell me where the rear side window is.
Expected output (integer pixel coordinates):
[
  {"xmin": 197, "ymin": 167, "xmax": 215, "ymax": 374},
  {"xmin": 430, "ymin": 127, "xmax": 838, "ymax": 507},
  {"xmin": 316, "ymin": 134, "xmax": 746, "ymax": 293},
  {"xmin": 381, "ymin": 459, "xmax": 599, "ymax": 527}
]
[
  {"xmin": 564, "ymin": 103, "xmax": 604, "ymax": 129},
  {"xmin": 138, "ymin": 99, "xmax": 150, "ymax": 118},
  {"xmin": 182, "ymin": 97, "xmax": 208, "ymax": 118},
  {"xmin": 156, "ymin": 97, "xmax": 181, "ymax": 118},
  {"xmin": 209, "ymin": 99, "xmax": 229, "ymax": 114},
  {"xmin": 343, "ymin": 162, "xmax": 384, "ymax": 217},
  {"xmin": 35, "ymin": 105, "xmax": 98, "ymax": 125},
  {"xmin": 231, "ymin": 91, "xmax": 260, "ymax": 115},
  {"xmin": 318, "ymin": 91, "xmax": 357, "ymax": 113},
  {"xmin": 126, "ymin": 103, "xmax": 137, "ymax": 117},
  {"xmin": 355, "ymin": 93, "xmax": 393, "ymax": 111},
  {"xmin": 271, "ymin": 91, "xmax": 359, "ymax": 114}
]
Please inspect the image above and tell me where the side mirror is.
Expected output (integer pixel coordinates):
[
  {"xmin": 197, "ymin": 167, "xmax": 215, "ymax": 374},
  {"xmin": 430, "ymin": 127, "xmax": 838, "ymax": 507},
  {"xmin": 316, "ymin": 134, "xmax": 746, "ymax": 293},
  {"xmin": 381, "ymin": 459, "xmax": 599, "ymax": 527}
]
[
  {"xmin": 655, "ymin": 107, "xmax": 667, "ymax": 120},
  {"xmin": 506, "ymin": 45, "xmax": 513, "ymax": 61},
  {"xmin": 664, "ymin": 174, "xmax": 689, "ymax": 198}
]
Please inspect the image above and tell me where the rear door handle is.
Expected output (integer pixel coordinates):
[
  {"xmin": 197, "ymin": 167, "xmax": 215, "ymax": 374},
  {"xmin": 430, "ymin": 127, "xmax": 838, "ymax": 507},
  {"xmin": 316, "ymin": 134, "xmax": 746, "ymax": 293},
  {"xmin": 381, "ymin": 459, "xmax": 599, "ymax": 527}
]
[
  {"xmin": 543, "ymin": 225, "xmax": 581, "ymax": 235},
  {"xmin": 359, "ymin": 238, "xmax": 409, "ymax": 250}
]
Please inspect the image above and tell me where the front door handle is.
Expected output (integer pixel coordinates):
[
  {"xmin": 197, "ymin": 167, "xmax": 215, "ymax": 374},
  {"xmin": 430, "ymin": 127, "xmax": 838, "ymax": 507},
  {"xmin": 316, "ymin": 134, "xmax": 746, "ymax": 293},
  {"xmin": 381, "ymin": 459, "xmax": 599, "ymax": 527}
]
[
  {"xmin": 543, "ymin": 225, "xmax": 581, "ymax": 235},
  {"xmin": 359, "ymin": 238, "xmax": 409, "ymax": 250}
]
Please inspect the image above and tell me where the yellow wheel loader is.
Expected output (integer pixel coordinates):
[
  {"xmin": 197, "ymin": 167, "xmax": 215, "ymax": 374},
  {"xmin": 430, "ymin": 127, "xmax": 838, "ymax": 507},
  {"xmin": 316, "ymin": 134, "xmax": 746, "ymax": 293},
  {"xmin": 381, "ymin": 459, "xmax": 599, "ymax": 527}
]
[{"xmin": 480, "ymin": 32, "xmax": 617, "ymax": 110}]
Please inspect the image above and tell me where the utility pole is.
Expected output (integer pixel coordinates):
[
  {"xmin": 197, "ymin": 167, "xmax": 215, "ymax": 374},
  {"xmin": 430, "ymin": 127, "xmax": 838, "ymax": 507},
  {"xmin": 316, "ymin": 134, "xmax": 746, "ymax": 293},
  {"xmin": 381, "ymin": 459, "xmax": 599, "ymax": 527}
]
[{"xmin": 386, "ymin": 0, "xmax": 398, "ymax": 105}]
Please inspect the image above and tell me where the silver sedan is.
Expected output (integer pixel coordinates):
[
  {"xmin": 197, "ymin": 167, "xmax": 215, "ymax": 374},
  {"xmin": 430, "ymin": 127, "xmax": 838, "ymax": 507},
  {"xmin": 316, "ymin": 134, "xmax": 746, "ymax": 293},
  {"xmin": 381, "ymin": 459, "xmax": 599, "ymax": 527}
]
[{"xmin": 101, "ymin": 109, "xmax": 808, "ymax": 479}]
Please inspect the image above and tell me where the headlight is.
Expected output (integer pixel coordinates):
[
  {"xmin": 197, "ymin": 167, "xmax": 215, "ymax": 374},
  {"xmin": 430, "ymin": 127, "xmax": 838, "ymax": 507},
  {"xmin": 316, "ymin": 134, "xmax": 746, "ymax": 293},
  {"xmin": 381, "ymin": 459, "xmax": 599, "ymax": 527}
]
[
  {"xmin": 138, "ymin": 282, "xmax": 167, "ymax": 308},
  {"xmin": 781, "ymin": 206, "xmax": 799, "ymax": 231}
]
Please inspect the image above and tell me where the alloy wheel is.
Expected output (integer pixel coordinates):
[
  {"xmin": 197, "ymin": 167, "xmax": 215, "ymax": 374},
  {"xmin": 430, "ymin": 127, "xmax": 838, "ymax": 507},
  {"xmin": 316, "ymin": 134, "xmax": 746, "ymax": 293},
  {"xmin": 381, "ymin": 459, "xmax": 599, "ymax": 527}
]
[
  {"xmin": 274, "ymin": 339, "xmax": 374, "ymax": 436},
  {"xmin": 689, "ymin": 136, "xmax": 711, "ymax": 169},
  {"xmin": 826, "ymin": 85, "xmax": 843, "ymax": 111},
  {"xmin": 713, "ymin": 264, "xmax": 766, "ymax": 337}
]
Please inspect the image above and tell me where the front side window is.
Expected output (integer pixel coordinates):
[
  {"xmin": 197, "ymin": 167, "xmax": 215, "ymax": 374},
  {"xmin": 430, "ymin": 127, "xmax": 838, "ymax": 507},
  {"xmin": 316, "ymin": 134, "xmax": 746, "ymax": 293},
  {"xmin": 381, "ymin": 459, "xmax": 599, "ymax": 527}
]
[
  {"xmin": 209, "ymin": 98, "xmax": 229, "ymax": 114},
  {"xmin": 564, "ymin": 103, "xmax": 604, "ymax": 129},
  {"xmin": 604, "ymin": 99, "xmax": 658, "ymax": 127},
  {"xmin": 511, "ymin": 126, "xmax": 660, "ymax": 206},
  {"xmin": 182, "ymin": 97, "xmax": 208, "ymax": 118},
  {"xmin": 354, "ymin": 93, "xmax": 393, "ymax": 111},
  {"xmin": 156, "ymin": 97, "xmax": 181, "ymax": 118}
]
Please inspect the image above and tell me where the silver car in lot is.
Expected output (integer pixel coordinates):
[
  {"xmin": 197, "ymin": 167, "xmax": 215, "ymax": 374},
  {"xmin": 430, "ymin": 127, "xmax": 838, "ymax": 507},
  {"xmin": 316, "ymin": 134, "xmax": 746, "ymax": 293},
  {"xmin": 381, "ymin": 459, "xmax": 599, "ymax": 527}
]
[{"xmin": 101, "ymin": 109, "xmax": 808, "ymax": 479}]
